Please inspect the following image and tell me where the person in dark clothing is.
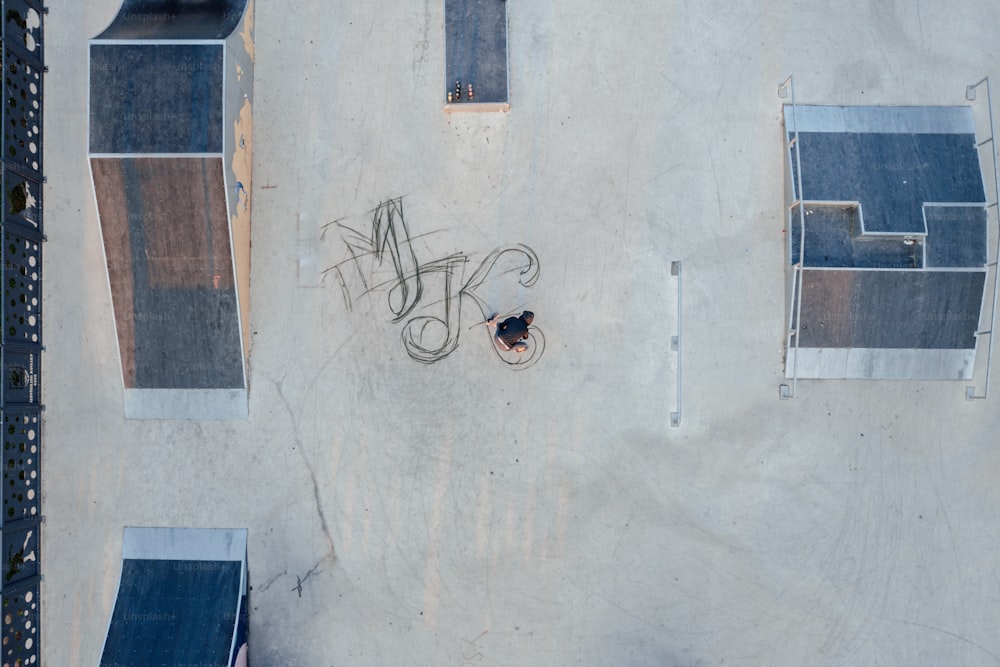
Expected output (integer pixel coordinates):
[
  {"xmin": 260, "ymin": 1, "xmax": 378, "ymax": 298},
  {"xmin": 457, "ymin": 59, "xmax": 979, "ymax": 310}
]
[{"xmin": 487, "ymin": 311, "xmax": 534, "ymax": 352}]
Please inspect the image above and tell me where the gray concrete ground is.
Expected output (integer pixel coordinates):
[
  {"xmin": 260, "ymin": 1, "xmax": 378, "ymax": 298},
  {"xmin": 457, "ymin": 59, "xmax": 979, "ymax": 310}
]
[{"xmin": 43, "ymin": 0, "xmax": 1000, "ymax": 665}]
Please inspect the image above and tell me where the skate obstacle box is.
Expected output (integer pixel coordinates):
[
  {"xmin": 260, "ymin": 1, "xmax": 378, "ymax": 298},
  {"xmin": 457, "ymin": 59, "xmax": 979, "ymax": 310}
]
[
  {"xmin": 445, "ymin": 0, "xmax": 509, "ymax": 112},
  {"xmin": 88, "ymin": 0, "xmax": 254, "ymax": 419},
  {"xmin": 783, "ymin": 105, "xmax": 989, "ymax": 380},
  {"xmin": 100, "ymin": 527, "xmax": 250, "ymax": 667}
]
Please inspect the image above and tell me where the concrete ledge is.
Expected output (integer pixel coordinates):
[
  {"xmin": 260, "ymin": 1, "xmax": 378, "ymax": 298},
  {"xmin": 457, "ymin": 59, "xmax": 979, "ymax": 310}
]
[
  {"xmin": 444, "ymin": 102, "xmax": 510, "ymax": 114},
  {"xmin": 786, "ymin": 347, "xmax": 976, "ymax": 380},
  {"xmin": 124, "ymin": 388, "xmax": 249, "ymax": 420}
]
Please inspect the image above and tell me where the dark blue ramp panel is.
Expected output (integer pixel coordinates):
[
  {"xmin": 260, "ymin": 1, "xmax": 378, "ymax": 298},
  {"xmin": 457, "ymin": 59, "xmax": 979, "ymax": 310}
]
[
  {"xmin": 925, "ymin": 205, "xmax": 988, "ymax": 267},
  {"xmin": 446, "ymin": 0, "xmax": 508, "ymax": 108},
  {"xmin": 798, "ymin": 269, "xmax": 985, "ymax": 349},
  {"xmin": 96, "ymin": 0, "xmax": 248, "ymax": 40},
  {"xmin": 90, "ymin": 44, "xmax": 224, "ymax": 154},
  {"xmin": 101, "ymin": 527, "xmax": 249, "ymax": 666},
  {"xmin": 790, "ymin": 131, "xmax": 986, "ymax": 234},
  {"xmin": 791, "ymin": 205, "xmax": 922, "ymax": 268},
  {"xmin": 100, "ymin": 559, "xmax": 241, "ymax": 667}
]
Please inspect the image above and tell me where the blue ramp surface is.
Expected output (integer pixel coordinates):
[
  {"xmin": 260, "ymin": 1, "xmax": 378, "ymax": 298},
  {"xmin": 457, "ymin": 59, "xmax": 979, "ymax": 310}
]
[
  {"xmin": 90, "ymin": 44, "xmax": 224, "ymax": 154},
  {"xmin": 96, "ymin": 0, "xmax": 249, "ymax": 40},
  {"xmin": 100, "ymin": 559, "xmax": 241, "ymax": 667},
  {"xmin": 797, "ymin": 269, "xmax": 986, "ymax": 349},
  {"xmin": 790, "ymin": 131, "xmax": 985, "ymax": 233},
  {"xmin": 446, "ymin": 0, "xmax": 508, "ymax": 104},
  {"xmin": 100, "ymin": 527, "xmax": 249, "ymax": 667}
]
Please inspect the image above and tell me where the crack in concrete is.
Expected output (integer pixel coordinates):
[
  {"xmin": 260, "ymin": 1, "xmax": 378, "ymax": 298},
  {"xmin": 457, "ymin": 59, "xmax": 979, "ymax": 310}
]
[
  {"xmin": 275, "ymin": 381, "xmax": 338, "ymax": 562},
  {"xmin": 308, "ymin": 460, "xmax": 337, "ymax": 558},
  {"xmin": 293, "ymin": 559, "xmax": 324, "ymax": 598}
]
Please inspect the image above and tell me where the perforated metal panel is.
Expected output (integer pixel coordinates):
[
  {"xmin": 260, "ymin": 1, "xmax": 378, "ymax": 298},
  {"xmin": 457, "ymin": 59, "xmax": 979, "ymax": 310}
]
[
  {"xmin": 1, "ymin": 1, "xmax": 44, "ymax": 663},
  {"xmin": 1, "ymin": 584, "xmax": 39, "ymax": 666},
  {"xmin": 3, "ymin": 523, "xmax": 37, "ymax": 584},
  {"xmin": 2, "ymin": 49, "xmax": 42, "ymax": 176},
  {"xmin": 3, "ymin": 0, "xmax": 44, "ymax": 62},
  {"xmin": 2, "ymin": 409, "xmax": 38, "ymax": 523},
  {"xmin": 3, "ymin": 168, "xmax": 42, "ymax": 232},
  {"xmin": 3, "ymin": 230, "xmax": 41, "ymax": 346}
]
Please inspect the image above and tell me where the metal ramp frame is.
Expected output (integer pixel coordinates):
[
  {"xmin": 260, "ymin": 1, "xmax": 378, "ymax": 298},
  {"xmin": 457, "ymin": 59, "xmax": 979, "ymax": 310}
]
[
  {"xmin": 964, "ymin": 76, "xmax": 1000, "ymax": 400},
  {"xmin": 777, "ymin": 75, "xmax": 998, "ymax": 398}
]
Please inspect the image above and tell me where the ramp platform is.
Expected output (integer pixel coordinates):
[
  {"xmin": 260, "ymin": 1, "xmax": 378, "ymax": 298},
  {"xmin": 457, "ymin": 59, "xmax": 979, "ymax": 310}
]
[
  {"xmin": 89, "ymin": 0, "xmax": 254, "ymax": 418},
  {"xmin": 783, "ymin": 105, "xmax": 989, "ymax": 380},
  {"xmin": 444, "ymin": 0, "xmax": 509, "ymax": 112},
  {"xmin": 95, "ymin": 0, "xmax": 248, "ymax": 40}
]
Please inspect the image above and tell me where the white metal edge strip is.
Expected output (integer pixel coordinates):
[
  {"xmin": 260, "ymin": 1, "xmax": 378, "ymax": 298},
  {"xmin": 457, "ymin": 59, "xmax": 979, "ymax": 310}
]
[
  {"xmin": 89, "ymin": 152, "xmax": 224, "ymax": 159},
  {"xmin": 783, "ymin": 104, "xmax": 976, "ymax": 134},
  {"xmin": 90, "ymin": 39, "xmax": 225, "ymax": 46},
  {"xmin": 122, "ymin": 526, "xmax": 248, "ymax": 561},
  {"xmin": 123, "ymin": 388, "xmax": 249, "ymax": 420}
]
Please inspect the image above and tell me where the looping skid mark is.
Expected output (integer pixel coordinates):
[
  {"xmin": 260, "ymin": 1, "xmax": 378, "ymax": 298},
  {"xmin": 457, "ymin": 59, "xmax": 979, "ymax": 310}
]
[{"xmin": 326, "ymin": 197, "xmax": 545, "ymax": 368}]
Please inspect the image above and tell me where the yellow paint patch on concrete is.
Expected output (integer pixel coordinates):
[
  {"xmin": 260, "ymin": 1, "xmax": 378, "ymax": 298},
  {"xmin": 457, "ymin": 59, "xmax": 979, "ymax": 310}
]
[
  {"xmin": 241, "ymin": 0, "xmax": 255, "ymax": 64},
  {"xmin": 235, "ymin": 62, "xmax": 243, "ymax": 82},
  {"xmin": 232, "ymin": 97, "xmax": 253, "ymax": 365}
]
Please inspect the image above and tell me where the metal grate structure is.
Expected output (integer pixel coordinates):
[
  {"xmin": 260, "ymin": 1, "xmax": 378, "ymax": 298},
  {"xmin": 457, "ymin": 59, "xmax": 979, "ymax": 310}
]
[{"xmin": 1, "ymin": 0, "xmax": 44, "ymax": 664}]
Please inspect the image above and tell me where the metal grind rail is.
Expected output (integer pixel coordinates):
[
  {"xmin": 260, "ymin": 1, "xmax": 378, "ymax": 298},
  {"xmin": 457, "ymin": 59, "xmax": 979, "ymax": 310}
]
[
  {"xmin": 965, "ymin": 76, "xmax": 1000, "ymax": 400},
  {"xmin": 778, "ymin": 75, "xmax": 807, "ymax": 399}
]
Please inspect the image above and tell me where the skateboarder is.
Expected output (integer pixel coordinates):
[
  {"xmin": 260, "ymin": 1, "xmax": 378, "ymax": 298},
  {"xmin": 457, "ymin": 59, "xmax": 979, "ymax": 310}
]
[{"xmin": 486, "ymin": 311, "xmax": 534, "ymax": 353}]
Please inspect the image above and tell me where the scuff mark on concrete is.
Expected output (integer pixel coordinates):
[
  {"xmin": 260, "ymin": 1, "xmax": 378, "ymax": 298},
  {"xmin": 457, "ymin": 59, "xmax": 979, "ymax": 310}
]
[
  {"xmin": 275, "ymin": 380, "xmax": 338, "ymax": 563},
  {"xmin": 292, "ymin": 559, "xmax": 325, "ymax": 598},
  {"xmin": 258, "ymin": 569, "xmax": 288, "ymax": 593}
]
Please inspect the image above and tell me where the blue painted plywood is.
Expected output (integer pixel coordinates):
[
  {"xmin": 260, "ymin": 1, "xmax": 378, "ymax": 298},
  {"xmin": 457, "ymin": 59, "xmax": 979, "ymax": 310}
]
[
  {"xmin": 798, "ymin": 269, "xmax": 984, "ymax": 349},
  {"xmin": 96, "ymin": 0, "xmax": 247, "ymax": 40},
  {"xmin": 90, "ymin": 44, "xmax": 224, "ymax": 154},
  {"xmin": 924, "ymin": 205, "xmax": 988, "ymax": 268},
  {"xmin": 791, "ymin": 206, "xmax": 922, "ymax": 268},
  {"xmin": 100, "ymin": 559, "xmax": 241, "ymax": 667},
  {"xmin": 446, "ymin": 0, "xmax": 508, "ymax": 104},
  {"xmin": 790, "ymin": 132, "xmax": 985, "ymax": 234}
]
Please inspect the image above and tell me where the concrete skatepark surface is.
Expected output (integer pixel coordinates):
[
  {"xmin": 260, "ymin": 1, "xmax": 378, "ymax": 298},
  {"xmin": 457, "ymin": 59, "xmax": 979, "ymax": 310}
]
[{"xmin": 43, "ymin": 0, "xmax": 1000, "ymax": 665}]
